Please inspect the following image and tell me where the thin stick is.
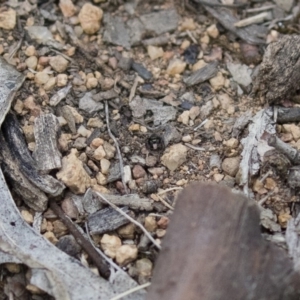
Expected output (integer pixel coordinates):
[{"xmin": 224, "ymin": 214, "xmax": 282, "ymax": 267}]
[
  {"xmin": 184, "ymin": 143, "xmax": 205, "ymax": 151},
  {"xmin": 84, "ymin": 223, "xmax": 123, "ymax": 273},
  {"xmin": 258, "ymin": 190, "xmax": 275, "ymax": 206},
  {"xmin": 129, "ymin": 76, "xmax": 143, "ymax": 102},
  {"xmin": 49, "ymin": 199, "xmax": 110, "ymax": 278},
  {"xmin": 234, "ymin": 12, "xmax": 272, "ymax": 27},
  {"xmin": 105, "ymin": 101, "xmax": 129, "ymax": 194},
  {"xmin": 193, "ymin": 0, "xmax": 247, "ymax": 8},
  {"xmin": 156, "ymin": 194, "xmax": 174, "ymax": 210},
  {"xmin": 194, "ymin": 119, "xmax": 208, "ymax": 131},
  {"xmin": 95, "ymin": 192, "xmax": 161, "ymax": 250},
  {"xmin": 109, "ymin": 282, "xmax": 151, "ymax": 300},
  {"xmin": 246, "ymin": 5, "xmax": 275, "ymax": 13},
  {"xmin": 157, "ymin": 187, "xmax": 183, "ymax": 195},
  {"xmin": 186, "ymin": 30, "xmax": 197, "ymax": 44}
]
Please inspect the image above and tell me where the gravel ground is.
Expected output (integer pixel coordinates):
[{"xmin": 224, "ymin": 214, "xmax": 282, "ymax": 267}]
[{"xmin": 1, "ymin": 0, "xmax": 300, "ymax": 298}]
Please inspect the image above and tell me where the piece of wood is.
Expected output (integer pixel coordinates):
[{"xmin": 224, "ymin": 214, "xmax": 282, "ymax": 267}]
[
  {"xmin": 147, "ymin": 183, "xmax": 300, "ymax": 300},
  {"xmin": 0, "ymin": 56, "xmax": 25, "ymax": 127},
  {"xmin": 183, "ymin": 61, "xmax": 218, "ymax": 86},
  {"xmin": 88, "ymin": 206, "xmax": 131, "ymax": 235},
  {"xmin": 200, "ymin": 4, "xmax": 266, "ymax": 45},
  {"xmin": 33, "ymin": 114, "xmax": 62, "ymax": 172},
  {"xmin": 2, "ymin": 113, "xmax": 65, "ymax": 197},
  {"xmin": 0, "ymin": 133, "xmax": 48, "ymax": 211}
]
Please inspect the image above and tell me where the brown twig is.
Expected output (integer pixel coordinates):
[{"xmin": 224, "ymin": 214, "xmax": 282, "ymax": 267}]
[{"xmin": 49, "ymin": 199, "xmax": 110, "ymax": 279}]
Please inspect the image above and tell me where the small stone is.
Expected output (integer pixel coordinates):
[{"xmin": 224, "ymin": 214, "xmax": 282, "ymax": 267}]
[
  {"xmin": 180, "ymin": 40, "xmax": 191, "ymax": 50},
  {"xmin": 182, "ymin": 135, "xmax": 192, "ymax": 143},
  {"xmin": 222, "ymin": 157, "xmax": 240, "ymax": 177},
  {"xmin": 56, "ymin": 148, "xmax": 91, "ymax": 194},
  {"xmin": 77, "ymin": 125, "xmax": 91, "ymax": 137},
  {"xmin": 116, "ymin": 245, "xmax": 138, "ymax": 266},
  {"xmin": 35, "ymin": 72, "xmax": 50, "ymax": 85},
  {"xmin": 117, "ymin": 223, "xmax": 136, "ymax": 239},
  {"xmin": 144, "ymin": 216, "xmax": 157, "ymax": 232},
  {"xmin": 73, "ymin": 137, "xmax": 87, "ymax": 150},
  {"xmin": 156, "ymin": 229, "xmax": 166, "ymax": 238},
  {"xmin": 157, "ymin": 216, "xmax": 169, "ymax": 229},
  {"xmin": 0, "ymin": 8, "xmax": 16, "ymax": 30},
  {"xmin": 93, "ymin": 145, "xmax": 106, "ymax": 160},
  {"xmin": 100, "ymin": 234, "xmax": 122, "ymax": 259},
  {"xmin": 21, "ymin": 210, "xmax": 33, "ymax": 224},
  {"xmin": 78, "ymin": 3, "xmax": 103, "ymax": 35},
  {"xmin": 148, "ymin": 167, "xmax": 164, "ymax": 176},
  {"xmin": 87, "ymin": 117, "xmax": 103, "ymax": 128},
  {"xmin": 206, "ymin": 24, "xmax": 219, "ymax": 38},
  {"xmin": 290, "ymin": 124, "xmax": 300, "ymax": 141},
  {"xmin": 136, "ymin": 258, "xmax": 153, "ymax": 281},
  {"xmin": 278, "ymin": 213, "xmax": 292, "ymax": 228},
  {"xmin": 57, "ymin": 74, "xmax": 68, "ymax": 87},
  {"xmin": 86, "ymin": 77, "xmax": 98, "ymax": 89},
  {"xmin": 108, "ymin": 57, "xmax": 118, "ymax": 69},
  {"xmin": 224, "ymin": 138, "xmax": 239, "ymax": 149},
  {"xmin": 53, "ymin": 220, "xmax": 68, "ymax": 238},
  {"xmin": 192, "ymin": 60, "xmax": 207, "ymax": 72},
  {"xmin": 4, "ymin": 263, "xmax": 21, "ymax": 274},
  {"xmin": 26, "ymin": 284, "xmax": 46, "ymax": 295},
  {"xmin": 24, "ymin": 96, "xmax": 41, "ymax": 116},
  {"xmin": 161, "ymin": 144, "xmax": 188, "ymax": 172},
  {"xmin": 176, "ymin": 179, "xmax": 188, "ymax": 186},
  {"xmin": 43, "ymin": 231, "xmax": 58, "ymax": 244},
  {"xmin": 59, "ymin": 0, "xmax": 76, "ymax": 17},
  {"xmin": 100, "ymin": 158, "xmax": 110, "ymax": 174},
  {"xmin": 147, "ymin": 45, "xmax": 164, "ymax": 60},
  {"xmin": 44, "ymin": 77, "xmax": 57, "ymax": 91},
  {"xmin": 124, "ymin": 165, "xmax": 132, "ymax": 184},
  {"xmin": 177, "ymin": 111, "xmax": 190, "ymax": 125},
  {"xmin": 213, "ymin": 173, "xmax": 224, "ymax": 182},
  {"xmin": 180, "ymin": 18, "xmax": 196, "ymax": 31},
  {"xmin": 146, "ymin": 155, "xmax": 157, "ymax": 167},
  {"xmin": 103, "ymin": 141, "xmax": 116, "ymax": 159},
  {"xmin": 49, "ymin": 55, "xmax": 69, "ymax": 73},
  {"xmin": 23, "ymin": 124, "xmax": 34, "ymax": 142},
  {"xmin": 264, "ymin": 177, "xmax": 277, "ymax": 190},
  {"xmin": 25, "ymin": 56, "xmax": 38, "ymax": 70},
  {"xmin": 90, "ymin": 138, "xmax": 104, "ymax": 148},
  {"xmin": 209, "ymin": 72, "xmax": 225, "ymax": 90},
  {"xmin": 128, "ymin": 124, "xmax": 140, "ymax": 131},
  {"xmin": 79, "ymin": 92, "xmax": 104, "ymax": 114},
  {"xmin": 167, "ymin": 59, "xmax": 186, "ymax": 76},
  {"xmin": 14, "ymin": 99, "xmax": 24, "ymax": 114},
  {"xmin": 217, "ymin": 94, "xmax": 232, "ymax": 111},
  {"xmin": 189, "ymin": 106, "xmax": 200, "ymax": 120},
  {"xmin": 61, "ymin": 197, "xmax": 79, "ymax": 219},
  {"xmin": 200, "ymin": 33, "xmax": 210, "ymax": 44},
  {"xmin": 25, "ymin": 45, "xmax": 36, "ymax": 56},
  {"xmin": 132, "ymin": 165, "xmax": 146, "ymax": 179},
  {"xmin": 96, "ymin": 172, "xmax": 107, "ymax": 185}
]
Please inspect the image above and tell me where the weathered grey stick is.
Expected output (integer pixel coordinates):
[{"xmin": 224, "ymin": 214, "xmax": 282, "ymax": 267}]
[
  {"xmin": 33, "ymin": 114, "xmax": 62, "ymax": 172},
  {"xmin": 2, "ymin": 113, "xmax": 65, "ymax": 196},
  {"xmin": 268, "ymin": 135, "xmax": 300, "ymax": 165}
]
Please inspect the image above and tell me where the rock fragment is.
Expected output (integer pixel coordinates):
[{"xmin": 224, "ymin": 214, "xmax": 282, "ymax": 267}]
[
  {"xmin": 79, "ymin": 3, "xmax": 103, "ymax": 35},
  {"xmin": 56, "ymin": 149, "xmax": 91, "ymax": 194},
  {"xmin": 50, "ymin": 56, "xmax": 69, "ymax": 73},
  {"xmin": 116, "ymin": 245, "xmax": 138, "ymax": 266},
  {"xmin": 222, "ymin": 157, "xmax": 240, "ymax": 177},
  {"xmin": 161, "ymin": 144, "xmax": 188, "ymax": 171},
  {"xmin": 100, "ymin": 234, "xmax": 122, "ymax": 259},
  {"xmin": 0, "ymin": 8, "xmax": 16, "ymax": 30}
]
